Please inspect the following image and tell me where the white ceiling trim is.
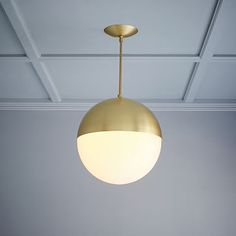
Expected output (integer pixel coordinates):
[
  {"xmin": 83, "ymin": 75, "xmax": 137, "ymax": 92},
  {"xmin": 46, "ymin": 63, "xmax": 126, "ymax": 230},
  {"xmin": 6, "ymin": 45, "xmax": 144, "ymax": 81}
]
[
  {"xmin": 0, "ymin": 101, "xmax": 235, "ymax": 111},
  {"xmin": 1, "ymin": 54, "xmax": 236, "ymax": 62},
  {"xmin": 1, "ymin": 0, "xmax": 61, "ymax": 102},
  {"xmin": 184, "ymin": 0, "xmax": 224, "ymax": 102},
  {"xmin": 212, "ymin": 55, "xmax": 236, "ymax": 62},
  {"xmin": 0, "ymin": 0, "xmax": 235, "ymax": 109},
  {"xmin": 0, "ymin": 55, "xmax": 29, "ymax": 62},
  {"xmin": 39, "ymin": 54, "xmax": 200, "ymax": 62}
]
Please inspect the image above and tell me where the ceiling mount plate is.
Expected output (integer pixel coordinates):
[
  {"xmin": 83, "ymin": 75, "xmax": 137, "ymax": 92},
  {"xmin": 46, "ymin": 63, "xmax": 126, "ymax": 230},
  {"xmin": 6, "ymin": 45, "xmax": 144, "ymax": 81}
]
[{"xmin": 104, "ymin": 24, "xmax": 138, "ymax": 38}]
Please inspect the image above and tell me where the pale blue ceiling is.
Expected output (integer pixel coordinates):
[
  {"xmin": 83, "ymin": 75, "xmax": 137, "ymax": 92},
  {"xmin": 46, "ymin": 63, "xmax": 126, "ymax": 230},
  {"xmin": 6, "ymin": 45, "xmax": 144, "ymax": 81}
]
[{"xmin": 0, "ymin": 0, "xmax": 235, "ymax": 107}]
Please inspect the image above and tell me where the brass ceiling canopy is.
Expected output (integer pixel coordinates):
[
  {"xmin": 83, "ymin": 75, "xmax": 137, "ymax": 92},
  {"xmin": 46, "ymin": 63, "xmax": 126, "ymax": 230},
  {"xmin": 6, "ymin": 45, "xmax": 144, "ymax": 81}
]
[
  {"xmin": 77, "ymin": 24, "xmax": 162, "ymax": 185},
  {"xmin": 104, "ymin": 24, "xmax": 138, "ymax": 38}
]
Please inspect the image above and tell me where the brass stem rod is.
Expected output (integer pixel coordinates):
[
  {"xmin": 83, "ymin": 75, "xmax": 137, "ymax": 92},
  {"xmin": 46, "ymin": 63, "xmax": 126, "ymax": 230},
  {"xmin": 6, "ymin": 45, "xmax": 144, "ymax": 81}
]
[{"xmin": 118, "ymin": 36, "xmax": 123, "ymax": 98}]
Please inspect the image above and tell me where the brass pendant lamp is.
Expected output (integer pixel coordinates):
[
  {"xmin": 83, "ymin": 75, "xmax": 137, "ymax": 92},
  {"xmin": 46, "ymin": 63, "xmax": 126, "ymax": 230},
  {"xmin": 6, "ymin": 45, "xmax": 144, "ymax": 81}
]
[{"xmin": 77, "ymin": 24, "xmax": 162, "ymax": 185}]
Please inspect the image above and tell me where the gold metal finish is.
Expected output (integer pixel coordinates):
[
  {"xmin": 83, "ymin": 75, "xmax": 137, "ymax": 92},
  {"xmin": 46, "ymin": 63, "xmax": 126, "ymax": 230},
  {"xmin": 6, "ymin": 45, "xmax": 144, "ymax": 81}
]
[
  {"xmin": 104, "ymin": 24, "xmax": 138, "ymax": 38},
  {"xmin": 118, "ymin": 36, "xmax": 123, "ymax": 98},
  {"xmin": 104, "ymin": 24, "xmax": 138, "ymax": 98},
  {"xmin": 78, "ymin": 98, "xmax": 162, "ymax": 137},
  {"xmin": 78, "ymin": 26, "xmax": 162, "ymax": 139},
  {"xmin": 77, "ymin": 24, "xmax": 162, "ymax": 185}
]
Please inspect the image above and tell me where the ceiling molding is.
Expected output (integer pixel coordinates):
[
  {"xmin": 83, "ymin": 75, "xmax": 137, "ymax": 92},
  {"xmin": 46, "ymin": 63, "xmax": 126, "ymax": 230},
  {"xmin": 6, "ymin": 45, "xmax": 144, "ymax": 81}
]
[
  {"xmin": 39, "ymin": 54, "xmax": 200, "ymax": 62},
  {"xmin": 1, "ymin": 0, "xmax": 61, "ymax": 102},
  {"xmin": 0, "ymin": 0, "xmax": 235, "ymax": 109},
  {"xmin": 212, "ymin": 54, "xmax": 236, "ymax": 62},
  {"xmin": 183, "ymin": 0, "xmax": 224, "ymax": 102},
  {"xmin": 0, "ymin": 54, "xmax": 29, "ymax": 62},
  {"xmin": 1, "ymin": 54, "xmax": 236, "ymax": 63},
  {"xmin": 0, "ymin": 101, "xmax": 235, "ymax": 111}
]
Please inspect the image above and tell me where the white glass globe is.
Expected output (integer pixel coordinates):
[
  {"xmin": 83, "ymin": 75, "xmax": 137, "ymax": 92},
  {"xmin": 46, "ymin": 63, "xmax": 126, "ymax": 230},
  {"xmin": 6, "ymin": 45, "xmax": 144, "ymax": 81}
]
[
  {"xmin": 77, "ymin": 98, "xmax": 162, "ymax": 185},
  {"xmin": 77, "ymin": 131, "xmax": 162, "ymax": 184}
]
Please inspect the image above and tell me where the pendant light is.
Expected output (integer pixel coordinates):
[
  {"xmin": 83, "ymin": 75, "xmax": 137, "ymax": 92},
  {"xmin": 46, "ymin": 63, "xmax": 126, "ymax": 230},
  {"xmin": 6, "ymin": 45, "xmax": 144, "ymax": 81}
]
[{"xmin": 77, "ymin": 24, "xmax": 162, "ymax": 185}]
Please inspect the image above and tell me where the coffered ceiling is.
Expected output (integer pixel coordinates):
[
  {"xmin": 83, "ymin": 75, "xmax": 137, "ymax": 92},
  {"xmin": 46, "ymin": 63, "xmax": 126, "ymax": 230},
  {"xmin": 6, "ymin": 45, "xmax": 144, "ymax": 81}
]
[{"xmin": 0, "ymin": 0, "xmax": 236, "ymax": 111}]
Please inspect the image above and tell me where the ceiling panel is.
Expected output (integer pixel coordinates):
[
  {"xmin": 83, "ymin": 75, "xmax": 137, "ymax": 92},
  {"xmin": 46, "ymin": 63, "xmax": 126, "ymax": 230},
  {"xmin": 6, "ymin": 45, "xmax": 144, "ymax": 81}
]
[
  {"xmin": 0, "ymin": 3, "xmax": 25, "ymax": 55},
  {"xmin": 45, "ymin": 59, "xmax": 117, "ymax": 99},
  {"xmin": 0, "ymin": 61, "xmax": 49, "ymax": 99},
  {"xmin": 196, "ymin": 62, "xmax": 236, "ymax": 100},
  {"xmin": 214, "ymin": 0, "xmax": 236, "ymax": 55},
  {"xmin": 45, "ymin": 59, "xmax": 193, "ymax": 99},
  {"xmin": 15, "ymin": 0, "xmax": 216, "ymax": 55},
  {"xmin": 123, "ymin": 60, "xmax": 193, "ymax": 99},
  {"xmin": 0, "ymin": 0, "xmax": 235, "ymax": 108}
]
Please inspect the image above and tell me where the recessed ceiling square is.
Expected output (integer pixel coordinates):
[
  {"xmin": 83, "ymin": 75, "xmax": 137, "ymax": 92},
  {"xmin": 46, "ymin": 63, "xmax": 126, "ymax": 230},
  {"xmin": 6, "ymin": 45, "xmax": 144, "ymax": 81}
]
[
  {"xmin": 0, "ymin": 61, "xmax": 49, "ymax": 99},
  {"xmin": 0, "ymin": 4, "xmax": 25, "ymax": 55},
  {"xmin": 45, "ymin": 59, "xmax": 193, "ymax": 100},
  {"xmin": 196, "ymin": 62, "xmax": 236, "ymax": 100},
  {"xmin": 214, "ymin": 0, "xmax": 236, "ymax": 55},
  {"xmin": 15, "ymin": 0, "xmax": 216, "ymax": 55}
]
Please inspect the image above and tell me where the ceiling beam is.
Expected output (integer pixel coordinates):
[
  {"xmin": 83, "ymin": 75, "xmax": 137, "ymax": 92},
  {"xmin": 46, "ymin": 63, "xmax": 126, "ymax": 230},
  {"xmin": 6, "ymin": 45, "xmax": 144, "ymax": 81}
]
[
  {"xmin": 39, "ymin": 54, "xmax": 200, "ymax": 62},
  {"xmin": 1, "ymin": 0, "xmax": 61, "ymax": 102},
  {"xmin": 2, "ymin": 54, "xmax": 236, "ymax": 63},
  {"xmin": 0, "ymin": 100, "xmax": 235, "ymax": 111},
  {"xmin": 0, "ymin": 54, "xmax": 29, "ymax": 62},
  {"xmin": 183, "ymin": 0, "xmax": 224, "ymax": 102},
  {"xmin": 212, "ymin": 55, "xmax": 236, "ymax": 62},
  {"xmin": 2, "ymin": 53, "xmax": 236, "ymax": 63}
]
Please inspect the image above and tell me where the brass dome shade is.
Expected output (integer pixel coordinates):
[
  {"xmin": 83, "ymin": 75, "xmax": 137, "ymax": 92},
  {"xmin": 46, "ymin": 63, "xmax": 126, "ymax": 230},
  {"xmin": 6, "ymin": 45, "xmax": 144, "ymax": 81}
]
[
  {"xmin": 77, "ymin": 24, "xmax": 162, "ymax": 184},
  {"xmin": 78, "ymin": 98, "xmax": 162, "ymax": 136}
]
